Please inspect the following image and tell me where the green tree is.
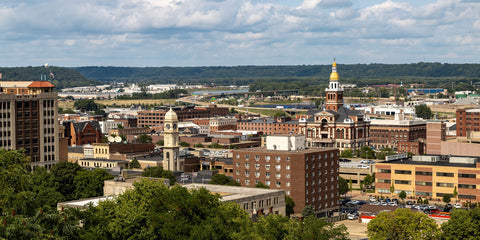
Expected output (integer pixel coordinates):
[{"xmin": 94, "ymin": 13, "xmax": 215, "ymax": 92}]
[
  {"xmin": 117, "ymin": 124, "xmax": 124, "ymax": 129},
  {"xmin": 442, "ymin": 208, "xmax": 480, "ymax": 239},
  {"xmin": 273, "ymin": 110, "xmax": 288, "ymax": 117},
  {"xmin": 179, "ymin": 141, "xmax": 190, "ymax": 147},
  {"xmin": 285, "ymin": 216, "xmax": 349, "ymax": 240},
  {"xmin": 230, "ymin": 107, "xmax": 238, "ymax": 113},
  {"xmin": 302, "ymin": 205, "xmax": 315, "ymax": 218},
  {"xmin": 209, "ymin": 174, "xmax": 239, "ymax": 186},
  {"xmin": 399, "ymin": 191, "xmax": 407, "ymax": 202},
  {"xmin": 375, "ymin": 147, "xmax": 396, "ymax": 160},
  {"xmin": 50, "ymin": 162, "xmax": 82, "ymax": 201},
  {"xmin": 415, "ymin": 104, "xmax": 433, "ymax": 119},
  {"xmin": 194, "ymin": 143, "xmax": 204, "ymax": 148},
  {"xmin": 79, "ymin": 179, "xmax": 249, "ymax": 239},
  {"xmin": 443, "ymin": 194, "xmax": 452, "ymax": 204},
  {"xmin": 349, "ymin": 178, "xmax": 353, "ymax": 194},
  {"xmin": 390, "ymin": 183, "xmax": 395, "ymax": 196},
  {"xmin": 142, "ymin": 166, "xmax": 176, "ymax": 185},
  {"xmin": 453, "ymin": 186, "xmax": 458, "ymax": 203},
  {"xmin": 339, "ymin": 177, "xmax": 349, "ymax": 196},
  {"xmin": 363, "ymin": 174, "xmax": 375, "ymax": 189},
  {"xmin": 285, "ymin": 196, "xmax": 295, "ymax": 217},
  {"xmin": 73, "ymin": 168, "xmax": 114, "ymax": 199},
  {"xmin": 255, "ymin": 182, "xmax": 269, "ymax": 189},
  {"xmin": 156, "ymin": 140, "xmax": 164, "ymax": 146},
  {"xmin": 129, "ymin": 158, "xmax": 141, "ymax": 169},
  {"xmin": 73, "ymin": 99, "xmax": 100, "ymax": 112},
  {"xmin": 368, "ymin": 208, "xmax": 440, "ymax": 239},
  {"xmin": 138, "ymin": 134, "xmax": 152, "ymax": 144},
  {"xmin": 340, "ymin": 149, "xmax": 353, "ymax": 158},
  {"xmin": 208, "ymin": 143, "xmax": 223, "ymax": 148},
  {"xmin": 357, "ymin": 146, "xmax": 375, "ymax": 159}
]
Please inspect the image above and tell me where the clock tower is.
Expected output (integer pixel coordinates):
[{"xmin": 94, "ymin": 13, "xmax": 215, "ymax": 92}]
[
  {"xmin": 325, "ymin": 59, "xmax": 344, "ymax": 111},
  {"xmin": 163, "ymin": 108, "xmax": 180, "ymax": 171}
]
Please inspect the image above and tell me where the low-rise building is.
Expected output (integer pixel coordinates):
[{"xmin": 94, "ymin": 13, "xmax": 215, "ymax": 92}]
[{"xmin": 375, "ymin": 155, "xmax": 480, "ymax": 202}]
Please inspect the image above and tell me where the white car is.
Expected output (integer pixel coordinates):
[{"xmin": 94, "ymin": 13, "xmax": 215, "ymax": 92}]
[
  {"xmin": 454, "ymin": 203, "xmax": 462, "ymax": 208},
  {"xmin": 348, "ymin": 214, "xmax": 358, "ymax": 220}
]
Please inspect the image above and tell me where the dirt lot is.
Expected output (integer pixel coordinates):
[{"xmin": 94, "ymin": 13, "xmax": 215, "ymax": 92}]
[{"xmin": 336, "ymin": 219, "xmax": 368, "ymax": 240}]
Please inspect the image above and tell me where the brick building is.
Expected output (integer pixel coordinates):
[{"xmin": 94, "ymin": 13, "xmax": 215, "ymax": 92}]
[
  {"xmin": 0, "ymin": 81, "xmax": 59, "ymax": 169},
  {"xmin": 233, "ymin": 135, "xmax": 339, "ymax": 216},
  {"xmin": 137, "ymin": 105, "xmax": 229, "ymax": 128},
  {"xmin": 63, "ymin": 121, "xmax": 103, "ymax": 146},
  {"xmin": 456, "ymin": 109, "xmax": 480, "ymax": 139},
  {"xmin": 192, "ymin": 116, "xmax": 237, "ymax": 135},
  {"xmin": 236, "ymin": 117, "xmax": 298, "ymax": 135},
  {"xmin": 369, "ymin": 116, "xmax": 426, "ymax": 150},
  {"xmin": 397, "ymin": 140, "xmax": 425, "ymax": 155}
]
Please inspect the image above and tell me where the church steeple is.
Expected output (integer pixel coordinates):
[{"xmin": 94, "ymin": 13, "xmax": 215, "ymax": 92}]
[{"xmin": 325, "ymin": 59, "xmax": 344, "ymax": 111}]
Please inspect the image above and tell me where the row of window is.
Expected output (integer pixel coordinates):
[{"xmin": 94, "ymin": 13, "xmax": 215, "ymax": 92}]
[
  {"xmin": 378, "ymin": 179, "xmax": 477, "ymax": 189},
  {"xmin": 377, "ymin": 169, "xmax": 476, "ymax": 178}
]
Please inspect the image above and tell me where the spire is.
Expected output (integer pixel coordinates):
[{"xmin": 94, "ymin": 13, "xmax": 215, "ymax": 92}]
[{"xmin": 329, "ymin": 58, "xmax": 339, "ymax": 81}]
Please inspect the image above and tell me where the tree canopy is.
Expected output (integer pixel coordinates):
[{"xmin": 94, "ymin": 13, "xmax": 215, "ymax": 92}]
[
  {"xmin": 368, "ymin": 208, "xmax": 440, "ymax": 240},
  {"xmin": 415, "ymin": 105, "xmax": 433, "ymax": 119}
]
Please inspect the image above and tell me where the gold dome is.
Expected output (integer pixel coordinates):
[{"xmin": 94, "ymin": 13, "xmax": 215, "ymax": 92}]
[
  {"xmin": 329, "ymin": 61, "xmax": 339, "ymax": 81},
  {"xmin": 165, "ymin": 108, "xmax": 178, "ymax": 121}
]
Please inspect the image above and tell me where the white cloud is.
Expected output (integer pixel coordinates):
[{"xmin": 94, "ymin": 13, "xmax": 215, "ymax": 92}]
[{"xmin": 0, "ymin": 0, "xmax": 479, "ymax": 67}]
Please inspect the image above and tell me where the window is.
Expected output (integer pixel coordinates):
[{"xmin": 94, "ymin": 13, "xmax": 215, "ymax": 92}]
[
  {"xmin": 255, "ymin": 172, "xmax": 260, "ymax": 177},
  {"xmin": 459, "ymin": 173, "xmax": 476, "ymax": 179},
  {"xmin": 244, "ymin": 163, "xmax": 249, "ymax": 168},
  {"xmin": 276, "ymin": 181, "xmax": 281, "ymax": 186},
  {"xmin": 437, "ymin": 172, "xmax": 454, "ymax": 177},
  {"xmin": 436, "ymin": 182, "xmax": 454, "ymax": 188},
  {"xmin": 377, "ymin": 179, "xmax": 391, "ymax": 184},
  {"xmin": 415, "ymin": 181, "xmax": 432, "ymax": 186},
  {"xmin": 275, "ymin": 173, "xmax": 281, "ymax": 178},
  {"xmin": 245, "ymin": 179, "xmax": 250, "ymax": 185},
  {"xmin": 265, "ymin": 164, "xmax": 270, "ymax": 170},
  {"xmin": 378, "ymin": 169, "xmax": 391, "ymax": 173},
  {"xmin": 245, "ymin": 155, "xmax": 250, "ymax": 159},
  {"xmin": 275, "ymin": 156, "xmax": 281, "ymax": 162},
  {"xmin": 459, "ymin": 184, "xmax": 476, "ymax": 189},
  {"xmin": 255, "ymin": 155, "xmax": 260, "ymax": 160},
  {"xmin": 265, "ymin": 172, "xmax": 270, "ymax": 177},
  {"xmin": 265, "ymin": 156, "xmax": 270, "ymax": 161},
  {"xmin": 286, "ymin": 157, "xmax": 290, "ymax": 161},
  {"xmin": 395, "ymin": 170, "xmax": 412, "ymax": 175},
  {"xmin": 255, "ymin": 163, "xmax": 260, "ymax": 169},
  {"xmin": 265, "ymin": 181, "xmax": 271, "ymax": 186},
  {"xmin": 415, "ymin": 191, "xmax": 432, "ymax": 197},
  {"xmin": 286, "ymin": 173, "xmax": 290, "ymax": 178},
  {"xmin": 244, "ymin": 171, "xmax": 250, "ymax": 177},
  {"xmin": 286, "ymin": 165, "xmax": 290, "ymax": 170},
  {"xmin": 395, "ymin": 180, "xmax": 411, "ymax": 185},
  {"xmin": 275, "ymin": 165, "xmax": 281, "ymax": 171},
  {"xmin": 415, "ymin": 171, "xmax": 432, "ymax": 176}
]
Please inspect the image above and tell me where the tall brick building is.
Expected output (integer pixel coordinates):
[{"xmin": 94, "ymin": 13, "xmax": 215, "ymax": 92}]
[
  {"xmin": 0, "ymin": 81, "xmax": 59, "ymax": 169},
  {"xmin": 236, "ymin": 117, "xmax": 298, "ymax": 135},
  {"xmin": 233, "ymin": 135, "xmax": 339, "ymax": 216},
  {"xmin": 369, "ymin": 115, "xmax": 426, "ymax": 150}
]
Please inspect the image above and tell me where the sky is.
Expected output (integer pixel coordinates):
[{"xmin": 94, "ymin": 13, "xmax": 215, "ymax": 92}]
[{"xmin": 0, "ymin": 0, "xmax": 479, "ymax": 67}]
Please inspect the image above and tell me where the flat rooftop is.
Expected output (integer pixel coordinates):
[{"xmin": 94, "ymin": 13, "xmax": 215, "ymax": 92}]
[
  {"xmin": 183, "ymin": 184, "xmax": 284, "ymax": 202},
  {"xmin": 378, "ymin": 159, "xmax": 477, "ymax": 168},
  {"xmin": 233, "ymin": 146, "xmax": 337, "ymax": 154}
]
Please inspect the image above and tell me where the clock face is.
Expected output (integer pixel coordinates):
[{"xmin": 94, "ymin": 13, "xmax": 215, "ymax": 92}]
[
  {"xmin": 173, "ymin": 123, "xmax": 177, "ymax": 129},
  {"xmin": 165, "ymin": 124, "xmax": 170, "ymax": 130}
]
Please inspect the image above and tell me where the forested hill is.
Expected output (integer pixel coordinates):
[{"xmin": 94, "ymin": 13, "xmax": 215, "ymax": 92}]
[
  {"xmin": 75, "ymin": 63, "xmax": 480, "ymax": 86},
  {"xmin": 0, "ymin": 66, "xmax": 97, "ymax": 89}
]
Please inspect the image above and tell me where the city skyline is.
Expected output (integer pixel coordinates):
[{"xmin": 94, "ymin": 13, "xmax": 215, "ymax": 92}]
[{"xmin": 1, "ymin": 0, "xmax": 479, "ymax": 67}]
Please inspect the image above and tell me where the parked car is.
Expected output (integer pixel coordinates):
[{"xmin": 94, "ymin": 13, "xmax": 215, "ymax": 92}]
[
  {"xmin": 406, "ymin": 201, "xmax": 413, "ymax": 205},
  {"xmin": 348, "ymin": 214, "xmax": 358, "ymax": 220},
  {"xmin": 454, "ymin": 203, "xmax": 462, "ymax": 208},
  {"xmin": 369, "ymin": 197, "xmax": 376, "ymax": 202}
]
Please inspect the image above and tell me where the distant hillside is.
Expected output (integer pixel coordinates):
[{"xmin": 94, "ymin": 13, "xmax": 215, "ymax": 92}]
[
  {"xmin": 0, "ymin": 66, "xmax": 97, "ymax": 89},
  {"xmin": 74, "ymin": 63, "xmax": 480, "ymax": 87}
]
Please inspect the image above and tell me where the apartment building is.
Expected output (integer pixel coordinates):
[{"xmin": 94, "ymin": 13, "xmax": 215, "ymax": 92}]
[
  {"xmin": 375, "ymin": 156, "xmax": 480, "ymax": 202},
  {"xmin": 236, "ymin": 117, "xmax": 299, "ymax": 135},
  {"xmin": 369, "ymin": 117, "xmax": 426, "ymax": 150},
  {"xmin": 233, "ymin": 135, "xmax": 339, "ymax": 216},
  {"xmin": 137, "ymin": 105, "xmax": 228, "ymax": 128},
  {"xmin": 0, "ymin": 81, "xmax": 59, "ymax": 169}
]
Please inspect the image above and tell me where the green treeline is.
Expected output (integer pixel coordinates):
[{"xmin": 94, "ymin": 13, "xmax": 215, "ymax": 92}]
[
  {"xmin": 0, "ymin": 66, "xmax": 97, "ymax": 89},
  {"xmin": 74, "ymin": 63, "xmax": 480, "ymax": 87},
  {"xmin": 116, "ymin": 89, "xmax": 188, "ymax": 100}
]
